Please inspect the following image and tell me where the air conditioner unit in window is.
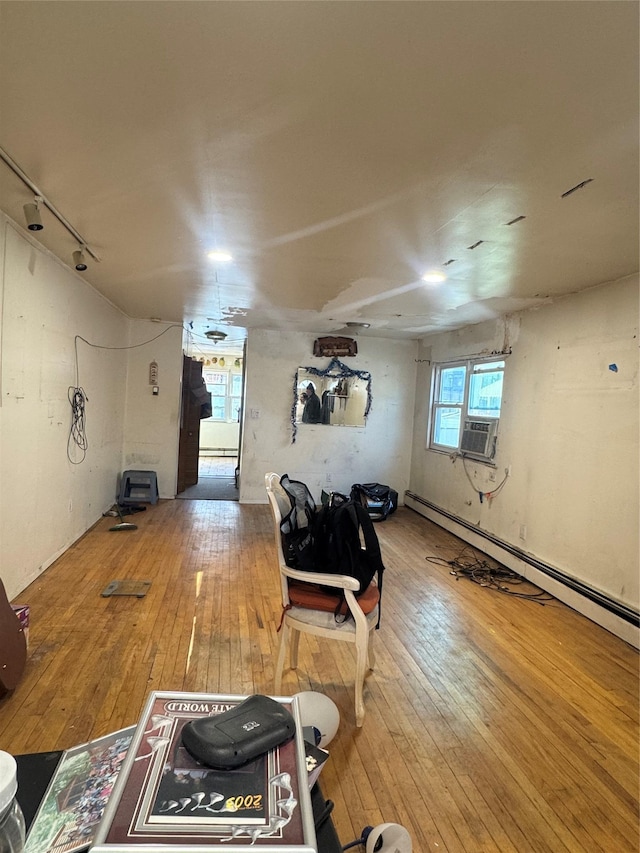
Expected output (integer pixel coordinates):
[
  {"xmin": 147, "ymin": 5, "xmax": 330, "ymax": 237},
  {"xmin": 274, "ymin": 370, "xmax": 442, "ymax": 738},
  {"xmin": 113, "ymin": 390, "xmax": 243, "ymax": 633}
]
[{"xmin": 460, "ymin": 419, "xmax": 498, "ymax": 459}]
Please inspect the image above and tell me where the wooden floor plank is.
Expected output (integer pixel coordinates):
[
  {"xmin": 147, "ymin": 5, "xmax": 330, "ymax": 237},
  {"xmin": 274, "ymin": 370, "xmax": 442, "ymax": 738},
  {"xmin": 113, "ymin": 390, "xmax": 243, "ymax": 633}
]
[{"xmin": 1, "ymin": 501, "xmax": 637, "ymax": 852}]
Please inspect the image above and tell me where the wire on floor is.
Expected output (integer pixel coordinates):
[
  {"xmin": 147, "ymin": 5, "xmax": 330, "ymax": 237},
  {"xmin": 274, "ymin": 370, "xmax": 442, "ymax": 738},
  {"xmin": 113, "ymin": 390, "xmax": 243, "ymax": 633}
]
[{"xmin": 426, "ymin": 545, "xmax": 554, "ymax": 604}]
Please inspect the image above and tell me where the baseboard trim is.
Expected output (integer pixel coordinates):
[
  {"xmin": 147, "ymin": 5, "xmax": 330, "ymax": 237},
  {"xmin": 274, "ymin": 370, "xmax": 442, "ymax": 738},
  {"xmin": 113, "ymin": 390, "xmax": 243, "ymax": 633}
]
[{"xmin": 404, "ymin": 491, "xmax": 639, "ymax": 649}]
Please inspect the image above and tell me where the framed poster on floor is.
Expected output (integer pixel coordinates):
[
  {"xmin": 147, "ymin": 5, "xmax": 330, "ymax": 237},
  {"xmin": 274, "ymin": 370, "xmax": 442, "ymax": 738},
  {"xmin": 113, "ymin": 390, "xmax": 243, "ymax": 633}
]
[
  {"xmin": 91, "ymin": 691, "xmax": 317, "ymax": 852},
  {"xmin": 24, "ymin": 726, "xmax": 136, "ymax": 853}
]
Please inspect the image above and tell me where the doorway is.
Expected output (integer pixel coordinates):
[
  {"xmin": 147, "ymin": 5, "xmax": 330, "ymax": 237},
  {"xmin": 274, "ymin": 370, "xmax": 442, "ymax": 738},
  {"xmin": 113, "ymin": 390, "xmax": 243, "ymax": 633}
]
[
  {"xmin": 176, "ymin": 347, "xmax": 245, "ymax": 501},
  {"xmin": 176, "ymin": 455, "xmax": 238, "ymax": 501}
]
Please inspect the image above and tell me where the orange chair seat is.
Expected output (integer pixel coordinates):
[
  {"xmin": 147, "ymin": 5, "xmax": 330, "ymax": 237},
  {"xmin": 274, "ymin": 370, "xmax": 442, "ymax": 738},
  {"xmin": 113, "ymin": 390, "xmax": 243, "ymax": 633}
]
[{"xmin": 288, "ymin": 580, "xmax": 379, "ymax": 616}]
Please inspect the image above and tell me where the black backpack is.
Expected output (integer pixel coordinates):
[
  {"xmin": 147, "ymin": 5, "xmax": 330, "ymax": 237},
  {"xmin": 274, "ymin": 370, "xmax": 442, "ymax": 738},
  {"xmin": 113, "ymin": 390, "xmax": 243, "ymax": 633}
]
[
  {"xmin": 279, "ymin": 478, "xmax": 386, "ymax": 626},
  {"xmin": 350, "ymin": 482, "xmax": 398, "ymax": 521},
  {"xmin": 313, "ymin": 492, "xmax": 385, "ymax": 626},
  {"xmin": 279, "ymin": 474, "xmax": 317, "ymax": 572}
]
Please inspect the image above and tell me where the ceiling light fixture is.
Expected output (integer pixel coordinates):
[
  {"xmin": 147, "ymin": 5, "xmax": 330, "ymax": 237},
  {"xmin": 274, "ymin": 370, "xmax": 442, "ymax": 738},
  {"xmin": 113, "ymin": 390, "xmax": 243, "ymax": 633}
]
[
  {"xmin": 205, "ymin": 329, "xmax": 228, "ymax": 343},
  {"xmin": 207, "ymin": 250, "xmax": 233, "ymax": 262},
  {"xmin": 73, "ymin": 246, "xmax": 88, "ymax": 271},
  {"xmin": 346, "ymin": 322, "xmax": 370, "ymax": 329},
  {"xmin": 421, "ymin": 270, "xmax": 446, "ymax": 284},
  {"xmin": 1, "ymin": 146, "xmax": 100, "ymax": 261},
  {"xmin": 23, "ymin": 197, "xmax": 44, "ymax": 231}
]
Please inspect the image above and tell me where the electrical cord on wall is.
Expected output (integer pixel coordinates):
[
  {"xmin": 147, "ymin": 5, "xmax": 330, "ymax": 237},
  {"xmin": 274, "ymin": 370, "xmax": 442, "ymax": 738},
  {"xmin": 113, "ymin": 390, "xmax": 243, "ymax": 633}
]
[
  {"xmin": 67, "ymin": 325, "xmax": 183, "ymax": 464},
  {"xmin": 67, "ymin": 385, "xmax": 89, "ymax": 463},
  {"xmin": 461, "ymin": 455, "xmax": 509, "ymax": 504}
]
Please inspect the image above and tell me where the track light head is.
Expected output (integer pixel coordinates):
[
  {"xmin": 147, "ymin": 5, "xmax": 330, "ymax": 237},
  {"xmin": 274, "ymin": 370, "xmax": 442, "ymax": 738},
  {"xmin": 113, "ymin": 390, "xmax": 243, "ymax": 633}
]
[
  {"xmin": 23, "ymin": 199, "xmax": 43, "ymax": 231},
  {"xmin": 73, "ymin": 248, "xmax": 88, "ymax": 272}
]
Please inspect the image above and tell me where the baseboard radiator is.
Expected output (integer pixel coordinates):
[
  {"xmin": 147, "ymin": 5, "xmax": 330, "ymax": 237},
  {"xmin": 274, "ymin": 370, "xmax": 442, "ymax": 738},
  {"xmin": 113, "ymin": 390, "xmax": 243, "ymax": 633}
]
[{"xmin": 404, "ymin": 491, "xmax": 639, "ymax": 649}]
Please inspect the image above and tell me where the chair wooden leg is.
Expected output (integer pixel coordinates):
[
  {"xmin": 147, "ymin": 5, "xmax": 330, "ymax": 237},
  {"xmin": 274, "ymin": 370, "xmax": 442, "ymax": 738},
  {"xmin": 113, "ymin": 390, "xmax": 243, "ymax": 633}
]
[
  {"xmin": 367, "ymin": 630, "xmax": 376, "ymax": 671},
  {"xmin": 275, "ymin": 623, "xmax": 289, "ymax": 694},
  {"xmin": 290, "ymin": 627, "xmax": 300, "ymax": 670},
  {"xmin": 354, "ymin": 633, "xmax": 369, "ymax": 727}
]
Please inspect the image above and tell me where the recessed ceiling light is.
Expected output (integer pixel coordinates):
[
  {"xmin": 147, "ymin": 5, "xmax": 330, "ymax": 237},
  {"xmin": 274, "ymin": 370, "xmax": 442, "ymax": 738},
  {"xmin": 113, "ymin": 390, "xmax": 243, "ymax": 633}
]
[
  {"xmin": 422, "ymin": 270, "xmax": 447, "ymax": 283},
  {"xmin": 207, "ymin": 250, "xmax": 233, "ymax": 262}
]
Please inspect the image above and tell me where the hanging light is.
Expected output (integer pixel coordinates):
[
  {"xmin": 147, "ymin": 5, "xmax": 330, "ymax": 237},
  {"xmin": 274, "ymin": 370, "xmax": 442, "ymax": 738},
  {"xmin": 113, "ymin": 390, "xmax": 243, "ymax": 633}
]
[{"xmin": 205, "ymin": 329, "xmax": 227, "ymax": 343}]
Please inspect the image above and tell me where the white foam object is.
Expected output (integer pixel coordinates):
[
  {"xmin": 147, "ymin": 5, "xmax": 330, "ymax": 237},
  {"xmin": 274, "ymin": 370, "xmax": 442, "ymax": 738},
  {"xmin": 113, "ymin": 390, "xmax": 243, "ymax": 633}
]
[
  {"xmin": 293, "ymin": 691, "xmax": 340, "ymax": 747},
  {"xmin": 366, "ymin": 822, "xmax": 412, "ymax": 853}
]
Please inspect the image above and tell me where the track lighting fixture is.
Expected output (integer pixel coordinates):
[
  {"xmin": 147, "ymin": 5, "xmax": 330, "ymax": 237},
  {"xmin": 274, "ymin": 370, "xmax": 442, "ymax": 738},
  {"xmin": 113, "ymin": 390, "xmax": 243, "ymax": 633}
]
[
  {"xmin": 73, "ymin": 247, "xmax": 88, "ymax": 272},
  {"xmin": 23, "ymin": 197, "xmax": 43, "ymax": 231},
  {"xmin": 1, "ymin": 147, "xmax": 101, "ymax": 262}
]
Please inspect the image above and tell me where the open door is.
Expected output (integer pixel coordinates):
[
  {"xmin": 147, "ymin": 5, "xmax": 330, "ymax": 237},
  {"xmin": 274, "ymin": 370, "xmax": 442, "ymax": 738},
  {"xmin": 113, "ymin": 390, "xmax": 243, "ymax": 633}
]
[
  {"xmin": 177, "ymin": 356, "xmax": 209, "ymax": 494},
  {"xmin": 234, "ymin": 340, "xmax": 248, "ymax": 491}
]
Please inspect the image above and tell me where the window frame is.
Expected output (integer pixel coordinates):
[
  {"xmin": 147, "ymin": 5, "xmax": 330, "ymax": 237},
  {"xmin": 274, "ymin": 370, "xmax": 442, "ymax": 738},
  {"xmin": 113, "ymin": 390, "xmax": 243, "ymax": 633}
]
[
  {"xmin": 203, "ymin": 368, "xmax": 242, "ymax": 423},
  {"xmin": 428, "ymin": 356, "xmax": 505, "ymax": 458}
]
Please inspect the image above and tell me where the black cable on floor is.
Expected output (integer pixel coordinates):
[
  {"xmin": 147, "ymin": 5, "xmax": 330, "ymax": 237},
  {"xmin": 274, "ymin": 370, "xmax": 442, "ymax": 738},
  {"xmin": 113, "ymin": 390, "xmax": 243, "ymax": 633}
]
[{"xmin": 426, "ymin": 545, "xmax": 554, "ymax": 604}]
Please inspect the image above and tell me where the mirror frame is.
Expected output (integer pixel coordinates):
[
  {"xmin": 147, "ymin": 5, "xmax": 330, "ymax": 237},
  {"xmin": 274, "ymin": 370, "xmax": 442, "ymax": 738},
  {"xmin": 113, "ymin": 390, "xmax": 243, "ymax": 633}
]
[{"xmin": 291, "ymin": 357, "xmax": 372, "ymax": 442}]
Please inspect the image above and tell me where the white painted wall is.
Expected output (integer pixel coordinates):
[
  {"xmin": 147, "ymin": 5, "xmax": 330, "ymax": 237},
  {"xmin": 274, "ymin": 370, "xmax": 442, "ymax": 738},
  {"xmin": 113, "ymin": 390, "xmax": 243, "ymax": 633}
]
[
  {"xmin": 0, "ymin": 218, "xmax": 129, "ymax": 600},
  {"xmin": 239, "ymin": 330, "xmax": 417, "ymax": 503},
  {"xmin": 0, "ymin": 218, "xmax": 187, "ymax": 600},
  {"xmin": 200, "ymin": 420, "xmax": 239, "ymax": 452},
  {"xmin": 409, "ymin": 275, "xmax": 639, "ymax": 618},
  {"xmin": 121, "ymin": 319, "xmax": 184, "ymax": 498}
]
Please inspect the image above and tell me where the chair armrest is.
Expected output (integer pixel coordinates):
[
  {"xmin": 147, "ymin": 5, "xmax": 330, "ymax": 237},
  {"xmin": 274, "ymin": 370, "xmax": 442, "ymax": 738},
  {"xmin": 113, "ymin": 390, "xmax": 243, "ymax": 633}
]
[{"xmin": 279, "ymin": 564, "xmax": 360, "ymax": 592}]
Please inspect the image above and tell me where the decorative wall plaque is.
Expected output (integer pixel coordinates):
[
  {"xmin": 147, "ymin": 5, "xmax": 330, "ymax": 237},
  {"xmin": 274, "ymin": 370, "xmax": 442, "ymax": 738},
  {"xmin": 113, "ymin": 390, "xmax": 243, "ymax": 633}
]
[{"xmin": 313, "ymin": 336, "xmax": 357, "ymax": 357}]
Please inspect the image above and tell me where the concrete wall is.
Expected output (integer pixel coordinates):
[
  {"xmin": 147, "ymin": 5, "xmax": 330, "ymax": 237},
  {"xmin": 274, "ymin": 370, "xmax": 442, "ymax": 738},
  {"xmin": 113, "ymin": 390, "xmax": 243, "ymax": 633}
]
[{"xmin": 239, "ymin": 330, "xmax": 417, "ymax": 503}]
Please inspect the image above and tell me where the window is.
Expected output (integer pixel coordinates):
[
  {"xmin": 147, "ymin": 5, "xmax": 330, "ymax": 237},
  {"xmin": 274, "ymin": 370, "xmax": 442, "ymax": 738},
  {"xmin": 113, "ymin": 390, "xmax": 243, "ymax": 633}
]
[
  {"xmin": 204, "ymin": 370, "xmax": 242, "ymax": 422},
  {"xmin": 429, "ymin": 358, "xmax": 504, "ymax": 457}
]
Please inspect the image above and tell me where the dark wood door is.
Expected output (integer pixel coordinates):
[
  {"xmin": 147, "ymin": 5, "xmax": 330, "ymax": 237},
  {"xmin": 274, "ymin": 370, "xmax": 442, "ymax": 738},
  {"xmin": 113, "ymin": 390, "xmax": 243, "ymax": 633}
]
[{"xmin": 177, "ymin": 356, "xmax": 203, "ymax": 494}]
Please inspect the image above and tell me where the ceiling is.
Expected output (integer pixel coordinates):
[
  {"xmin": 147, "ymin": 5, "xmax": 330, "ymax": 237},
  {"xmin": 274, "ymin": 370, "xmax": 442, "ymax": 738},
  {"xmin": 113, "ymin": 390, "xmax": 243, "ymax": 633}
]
[{"xmin": 0, "ymin": 2, "xmax": 638, "ymax": 353}]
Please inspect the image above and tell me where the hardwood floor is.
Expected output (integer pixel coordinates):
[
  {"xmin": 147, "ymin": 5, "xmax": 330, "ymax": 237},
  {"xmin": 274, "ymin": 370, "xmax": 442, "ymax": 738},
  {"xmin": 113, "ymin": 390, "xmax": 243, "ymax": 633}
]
[{"xmin": 1, "ymin": 500, "xmax": 638, "ymax": 851}]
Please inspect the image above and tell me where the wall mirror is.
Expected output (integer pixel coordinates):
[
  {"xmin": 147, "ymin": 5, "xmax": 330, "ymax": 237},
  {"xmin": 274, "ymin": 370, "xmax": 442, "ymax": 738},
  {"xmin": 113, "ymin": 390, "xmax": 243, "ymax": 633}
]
[{"xmin": 291, "ymin": 358, "xmax": 372, "ymax": 441}]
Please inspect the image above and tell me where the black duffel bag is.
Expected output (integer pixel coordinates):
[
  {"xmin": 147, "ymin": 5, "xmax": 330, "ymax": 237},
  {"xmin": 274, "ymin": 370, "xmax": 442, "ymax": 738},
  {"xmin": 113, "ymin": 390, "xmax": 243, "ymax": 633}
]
[{"xmin": 350, "ymin": 483, "xmax": 398, "ymax": 521}]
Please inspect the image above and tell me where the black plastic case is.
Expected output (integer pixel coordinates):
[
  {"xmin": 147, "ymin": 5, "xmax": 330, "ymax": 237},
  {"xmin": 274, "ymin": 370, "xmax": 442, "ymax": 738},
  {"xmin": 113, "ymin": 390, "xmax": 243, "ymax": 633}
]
[{"xmin": 181, "ymin": 694, "xmax": 296, "ymax": 770}]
